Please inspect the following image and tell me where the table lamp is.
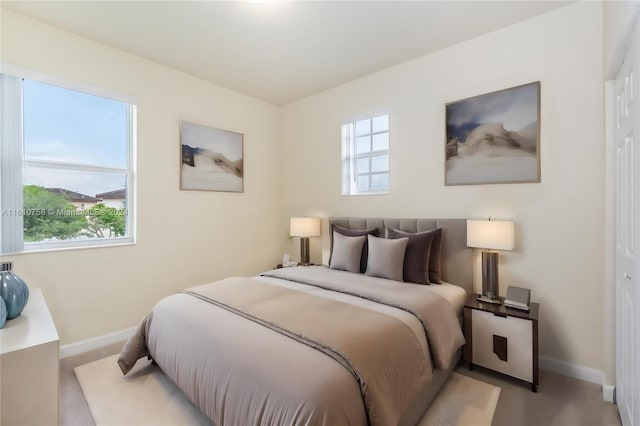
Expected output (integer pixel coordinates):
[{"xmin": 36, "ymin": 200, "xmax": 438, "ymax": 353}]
[
  {"xmin": 467, "ymin": 219, "xmax": 514, "ymax": 304},
  {"xmin": 290, "ymin": 217, "xmax": 321, "ymax": 266}
]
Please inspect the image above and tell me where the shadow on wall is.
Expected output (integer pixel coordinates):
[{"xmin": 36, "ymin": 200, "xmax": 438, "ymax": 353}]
[{"xmin": 510, "ymin": 272, "xmax": 570, "ymax": 368}]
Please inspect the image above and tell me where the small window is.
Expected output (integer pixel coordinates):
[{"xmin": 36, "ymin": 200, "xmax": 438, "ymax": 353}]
[
  {"xmin": 0, "ymin": 70, "xmax": 136, "ymax": 254},
  {"xmin": 342, "ymin": 114, "xmax": 390, "ymax": 195}
]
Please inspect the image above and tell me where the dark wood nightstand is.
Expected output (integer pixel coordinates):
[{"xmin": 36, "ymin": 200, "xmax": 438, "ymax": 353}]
[{"xmin": 463, "ymin": 293, "xmax": 539, "ymax": 392}]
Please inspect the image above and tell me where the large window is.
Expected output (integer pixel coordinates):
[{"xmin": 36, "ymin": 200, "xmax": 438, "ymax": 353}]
[
  {"xmin": 341, "ymin": 114, "xmax": 390, "ymax": 195},
  {"xmin": 0, "ymin": 68, "xmax": 136, "ymax": 254}
]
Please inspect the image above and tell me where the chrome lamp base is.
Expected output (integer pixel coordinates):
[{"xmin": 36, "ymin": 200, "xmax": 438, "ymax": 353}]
[
  {"xmin": 479, "ymin": 251, "xmax": 502, "ymax": 304},
  {"xmin": 299, "ymin": 237, "xmax": 311, "ymax": 266}
]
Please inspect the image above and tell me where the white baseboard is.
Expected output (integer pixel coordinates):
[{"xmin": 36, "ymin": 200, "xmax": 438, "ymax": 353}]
[
  {"xmin": 603, "ymin": 384, "xmax": 615, "ymax": 403},
  {"xmin": 540, "ymin": 356, "xmax": 615, "ymax": 402},
  {"xmin": 59, "ymin": 326, "xmax": 137, "ymax": 359}
]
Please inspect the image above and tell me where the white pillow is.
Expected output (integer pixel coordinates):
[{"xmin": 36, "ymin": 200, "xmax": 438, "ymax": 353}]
[
  {"xmin": 329, "ymin": 232, "xmax": 366, "ymax": 273},
  {"xmin": 365, "ymin": 235, "xmax": 408, "ymax": 281}
]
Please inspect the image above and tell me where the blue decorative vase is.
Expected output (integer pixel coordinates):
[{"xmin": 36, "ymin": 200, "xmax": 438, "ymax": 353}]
[
  {"xmin": 0, "ymin": 262, "xmax": 29, "ymax": 320},
  {"xmin": 0, "ymin": 296, "xmax": 6, "ymax": 328}
]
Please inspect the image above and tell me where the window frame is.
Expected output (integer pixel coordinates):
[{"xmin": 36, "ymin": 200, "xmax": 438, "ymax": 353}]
[
  {"xmin": 0, "ymin": 63, "xmax": 137, "ymax": 254},
  {"xmin": 341, "ymin": 113, "xmax": 390, "ymax": 196}
]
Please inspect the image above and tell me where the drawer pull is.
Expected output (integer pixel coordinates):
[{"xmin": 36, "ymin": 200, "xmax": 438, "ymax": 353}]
[
  {"xmin": 493, "ymin": 334, "xmax": 508, "ymax": 362},
  {"xmin": 493, "ymin": 312, "xmax": 507, "ymax": 318}
]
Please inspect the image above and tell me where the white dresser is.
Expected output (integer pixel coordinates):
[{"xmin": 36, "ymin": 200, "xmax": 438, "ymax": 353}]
[{"xmin": 0, "ymin": 289, "xmax": 60, "ymax": 425}]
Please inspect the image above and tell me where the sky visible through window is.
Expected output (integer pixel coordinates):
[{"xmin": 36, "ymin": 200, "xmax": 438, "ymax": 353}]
[{"xmin": 23, "ymin": 79, "xmax": 128, "ymax": 198}]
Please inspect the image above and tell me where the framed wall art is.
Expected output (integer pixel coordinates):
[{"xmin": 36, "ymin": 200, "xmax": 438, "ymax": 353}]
[
  {"xmin": 445, "ymin": 81, "xmax": 540, "ymax": 186},
  {"xmin": 180, "ymin": 121, "xmax": 244, "ymax": 192}
]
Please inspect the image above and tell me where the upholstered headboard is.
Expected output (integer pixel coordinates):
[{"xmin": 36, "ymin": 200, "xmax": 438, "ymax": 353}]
[{"xmin": 329, "ymin": 217, "xmax": 472, "ymax": 294}]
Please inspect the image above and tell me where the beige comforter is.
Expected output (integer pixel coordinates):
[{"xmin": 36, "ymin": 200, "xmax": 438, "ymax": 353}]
[{"xmin": 118, "ymin": 267, "xmax": 464, "ymax": 426}]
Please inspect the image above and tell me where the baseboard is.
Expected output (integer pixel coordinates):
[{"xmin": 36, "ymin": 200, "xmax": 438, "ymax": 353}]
[
  {"xmin": 59, "ymin": 326, "xmax": 137, "ymax": 359},
  {"xmin": 540, "ymin": 356, "xmax": 614, "ymax": 402},
  {"xmin": 603, "ymin": 384, "xmax": 615, "ymax": 403}
]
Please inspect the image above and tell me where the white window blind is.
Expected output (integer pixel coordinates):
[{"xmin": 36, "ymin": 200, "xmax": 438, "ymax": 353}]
[{"xmin": 0, "ymin": 74, "xmax": 24, "ymax": 254}]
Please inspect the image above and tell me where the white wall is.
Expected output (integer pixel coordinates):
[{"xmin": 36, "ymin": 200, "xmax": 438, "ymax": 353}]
[
  {"xmin": 0, "ymin": 10, "xmax": 284, "ymax": 345},
  {"xmin": 281, "ymin": 2, "xmax": 606, "ymax": 374}
]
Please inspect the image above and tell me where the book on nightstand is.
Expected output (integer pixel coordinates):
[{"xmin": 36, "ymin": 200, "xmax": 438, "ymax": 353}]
[{"xmin": 504, "ymin": 286, "xmax": 531, "ymax": 311}]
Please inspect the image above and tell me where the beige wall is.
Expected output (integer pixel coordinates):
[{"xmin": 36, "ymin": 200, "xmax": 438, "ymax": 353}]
[
  {"xmin": 1, "ymin": 2, "xmax": 612, "ymax": 381},
  {"xmin": 281, "ymin": 2, "xmax": 606, "ymax": 374},
  {"xmin": 0, "ymin": 10, "xmax": 283, "ymax": 345}
]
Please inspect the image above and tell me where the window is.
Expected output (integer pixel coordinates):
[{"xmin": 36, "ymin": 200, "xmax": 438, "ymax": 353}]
[
  {"xmin": 0, "ymin": 68, "xmax": 136, "ymax": 254},
  {"xmin": 341, "ymin": 114, "xmax": 390, "ymax": 195}
]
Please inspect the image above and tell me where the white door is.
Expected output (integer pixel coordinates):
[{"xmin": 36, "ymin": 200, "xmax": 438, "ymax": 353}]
[{"xmin": 615, "ymin": 21, "xmax": 640, "ymax": 426}]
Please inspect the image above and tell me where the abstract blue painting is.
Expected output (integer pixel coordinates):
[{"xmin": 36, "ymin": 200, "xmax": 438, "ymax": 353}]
[{"xmin": 445, "ymin": 82, "xmax": 540, "ymax": 185}]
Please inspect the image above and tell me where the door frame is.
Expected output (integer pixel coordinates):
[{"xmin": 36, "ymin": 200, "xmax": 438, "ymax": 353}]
[
  {"xmin": 605, "ymin": 6, "xmax": 640, "ymax": 407},
  {"xmin": 604, "ymin": 79, "xmax": 616, "ymax": 403},
  {"xmin": 607, "ymin": 18, "xmax": 640, "ymax": 425}
]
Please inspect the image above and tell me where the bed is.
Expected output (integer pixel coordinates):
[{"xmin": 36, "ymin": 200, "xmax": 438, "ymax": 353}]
[{"xmin": 118, "ymin": 217, "xmax": 472, "ymax": 426}]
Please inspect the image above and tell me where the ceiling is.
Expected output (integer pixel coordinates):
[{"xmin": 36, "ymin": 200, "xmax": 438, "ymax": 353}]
[{"xmin": 2, "ymin": 1, "xmax": 571, "ymax": 105}]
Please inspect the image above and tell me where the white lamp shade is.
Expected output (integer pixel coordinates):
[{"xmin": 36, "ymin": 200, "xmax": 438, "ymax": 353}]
[
  {"xmin": 290, "ymin": 217, "xmax": 321, "ymax": 237},
  {"xmin": 466, "ymin": 220, "xmax": 514, "ymax": 250}
]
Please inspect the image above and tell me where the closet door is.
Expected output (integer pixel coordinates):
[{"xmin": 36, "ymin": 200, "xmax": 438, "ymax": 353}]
[{"xmin": 615, "ymin": 21, "xmax": 640, "ymax": 426}]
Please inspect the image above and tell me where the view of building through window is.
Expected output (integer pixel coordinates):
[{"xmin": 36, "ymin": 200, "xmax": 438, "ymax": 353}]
[
  {"xmin": 1, "ymin": 74, "xmax": 135, "ymax": 252},
  {"xmin": 22, "ymin": 79, "xmax": 131, "ymax": 244}
]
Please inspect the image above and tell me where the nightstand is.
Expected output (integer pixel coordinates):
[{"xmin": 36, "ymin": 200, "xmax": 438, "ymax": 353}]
[
  {"xmin": 463, "ymin": 293, "xmax": 539, "ymax": 392},
  {"xmin": 275, "ymin": 263, "xmax": 314, "ymax": 268}
]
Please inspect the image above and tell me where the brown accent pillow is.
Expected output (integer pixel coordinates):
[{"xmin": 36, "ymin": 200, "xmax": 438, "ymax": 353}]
[
  {"xmin": 429, "ymin": 228, "xmax": 443, "ymax": 283},
  {"xmin": 386, "ymin": 228, "xmax": 435, "ymax": 284},
  {"xmin": 387, "ymin": 227, "xmax": 443, "ymax": 284},
  {"xmin": 329, "ymin": 225, "xmax": 380, "ymax": 273}
]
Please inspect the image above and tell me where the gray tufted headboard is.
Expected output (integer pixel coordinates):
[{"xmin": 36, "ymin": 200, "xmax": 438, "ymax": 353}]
[{"xmin": 329, "ymin": 217, "xmax": 472, "ymax": 294}]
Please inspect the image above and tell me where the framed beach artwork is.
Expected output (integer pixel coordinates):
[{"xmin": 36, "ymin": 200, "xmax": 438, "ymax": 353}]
[
  {"xmin": 180, "ymin": 121, "xmax": 244, "ymax": 192},
  {"xmin": 445, "ymin": 82, "xmax": 540, "ymax": 186}
]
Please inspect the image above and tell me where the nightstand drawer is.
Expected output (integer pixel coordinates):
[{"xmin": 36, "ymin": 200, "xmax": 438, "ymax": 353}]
[{"xmin": 471, "ymin": 309, "xmax": 533, "ymax": 382}]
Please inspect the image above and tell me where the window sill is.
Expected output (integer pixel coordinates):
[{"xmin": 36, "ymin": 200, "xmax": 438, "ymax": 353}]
[
  {"xmin": 3, "ymin": 239, "xmax": 135, "ymax": 256},
  {"xmin": 341, "ymin": 192, "xmax": 390, "ymax": 197}
]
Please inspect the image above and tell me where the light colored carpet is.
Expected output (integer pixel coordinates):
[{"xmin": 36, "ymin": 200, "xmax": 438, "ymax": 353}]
[
  {"xmin": 75, "ymin": 355, "xmax": 210, "ymax": 426},
  {"xmin": 418, "ymin": 372, "xmax": 501, "ymax": 426},
  {"xmin": 75, "ymin": 355, "xmax": 500, "ymax": 426}
]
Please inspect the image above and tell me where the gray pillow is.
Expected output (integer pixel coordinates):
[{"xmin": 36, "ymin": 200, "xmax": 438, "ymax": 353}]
[
  {"xmin": 329, "ymin": 225, "xmax": 380, "ymax": 272},
  {"xmin": 365, "ymin": 235, "xmax": 408, "ymax": 282},
  {"xmin": 386, "ymin": 228, "xmax": 435, "ymax": 284},
  {"xmin": 329, "ymin": 232, "xmax": 366, "ymax": 273}
]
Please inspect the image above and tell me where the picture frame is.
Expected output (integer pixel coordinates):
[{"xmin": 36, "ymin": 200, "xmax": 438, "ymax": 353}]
[
  {"xmin": 445, "ymin": 81, "xmax": 541, "ymax": 186},
  {"xmin": 180, "ymin": 121, "xmax": 244, "ymax": 192}
]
